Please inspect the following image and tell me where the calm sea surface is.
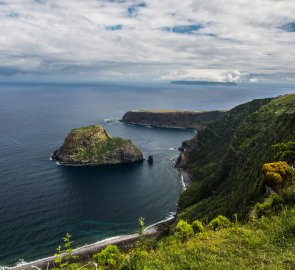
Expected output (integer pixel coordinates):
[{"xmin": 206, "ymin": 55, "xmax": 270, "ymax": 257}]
[{"xmin": 0, "ymin": 82, "xmax": 294, "ymax": 266}]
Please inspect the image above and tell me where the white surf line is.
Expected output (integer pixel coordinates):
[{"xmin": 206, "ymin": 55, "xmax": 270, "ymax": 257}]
[{"xmin": 144, "ymin": 212, "xmax": 176, "ymax": 232}]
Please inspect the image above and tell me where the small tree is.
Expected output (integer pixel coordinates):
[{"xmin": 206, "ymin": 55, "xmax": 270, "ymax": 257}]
[
  {"xmin": 175, "ymin": 220, "xmax": 194, "ymax": 242},
  {"xmin": 54, "ymin": 233, "xmax": 77, "ymax": 269},
  {"xmin": 138, "ymin": 217, "xmax": 145, "ymax": 237}
]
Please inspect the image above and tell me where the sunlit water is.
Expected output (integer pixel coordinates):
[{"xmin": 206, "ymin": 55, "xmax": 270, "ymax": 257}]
[{"xmin": 0, "ymin": 81, "xmax": 294, "ymax": 266}]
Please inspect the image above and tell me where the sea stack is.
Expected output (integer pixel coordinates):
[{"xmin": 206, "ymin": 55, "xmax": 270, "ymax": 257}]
[
  {"xmin": 52, "ymin": 125, "xmax": 144, "ymax": 166},
  {"xmin": 148, "ymin": 155, "xmax": 154, "ymax": 164}
]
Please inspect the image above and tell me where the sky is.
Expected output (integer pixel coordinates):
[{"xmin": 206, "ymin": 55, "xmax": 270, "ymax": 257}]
[{"xmin": 0, "ymin": 0, "xmax": 295, "ymax": 83}]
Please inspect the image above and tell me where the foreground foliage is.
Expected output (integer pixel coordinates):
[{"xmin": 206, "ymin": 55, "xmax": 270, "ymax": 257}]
[{"xmin": 55, "ymin": 206, "xmax": 295, "ymax": 270}]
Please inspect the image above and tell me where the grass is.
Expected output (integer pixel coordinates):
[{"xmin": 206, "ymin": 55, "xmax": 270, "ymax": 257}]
[
  {"xmin": 71, "ymin": 136, "xmax": 127, "ymax": 162},
  {"xmin": 125, "ymin": 208, "xmax": 295, "ymax": 269},
  {"xmin": 61, "ymin": 207, "xmax": 295, "ymax": 270}
]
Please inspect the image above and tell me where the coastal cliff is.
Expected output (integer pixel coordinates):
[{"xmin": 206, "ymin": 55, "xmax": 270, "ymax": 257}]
[
  {"xmin": 52, "ymin": 125, "xmax": 143, "ymax": 165},
  {"xmin": 176, "ymin": 94, "xmax": 295, "ymax": 221},
  {"xmin": 122, "ymin": 110, "xmax": 223, "ymax": 130}
]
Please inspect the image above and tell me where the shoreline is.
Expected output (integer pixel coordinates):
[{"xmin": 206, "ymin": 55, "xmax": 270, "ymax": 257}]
[
  {"xmin": 171, "ymin": 157, "xmax": 192, "ymax": 190},
  {"xmin": 7, "ymin": 141, "xmax": 191, "ymax": 270},
  {"xmin": 9, "ymin": 217, "xmax": 175, "ymax": 270},
  {"xmin": 122, "ymin": 121, "xmax": 196, "ymax": 131}
]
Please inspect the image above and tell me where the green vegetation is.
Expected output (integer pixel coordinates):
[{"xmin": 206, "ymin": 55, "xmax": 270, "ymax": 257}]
[
  {"xmin": 53, "ymin": 233, "xmax": 77, "ymax": 270},
  {"xmin": 53, "ymin": 204, "xmax": 295, "ymax": 269},
  {"xmin": 262, "ymin": 161, "xmax": 294, "ymax": 192},
  {"xmin": 137, "ymin": 217, "xmax": 145, "ymax": 237},
  {"xmin": 178, "ymin": 94, "xmax": 295, "ymax": 221},
  {"xmin": 72, "ymin": 136, "xmax": 126, "ymax": 162},
  {"xmin": 191, "ymin": 220, "xmax": 204, "ymax": 233},
  {"xmin": 63, "ymin": 126, "xmax": 127, "ymax": 163},
  {"xmin": 93, "ymin": 245, "xmax": 123, "ymax": 270},
  {"xmin": 175, "ymin": 220, "xmax": 194, "ymax": 242},
  {"xmin": 209, "ymin": 215, "xmax": 232, "ymax": 230},
  {"xmin": 273, "ymin": 141, "xmax": 295, "ymax": 165}
]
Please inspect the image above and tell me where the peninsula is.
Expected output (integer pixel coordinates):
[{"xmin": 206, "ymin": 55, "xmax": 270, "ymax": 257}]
[
  {"xmin": 52, "ymin": 125, "xmax": 143, "ymax": 165},
  {"xmin": 121, "ymin": 110, "xmax": 223, "ymax": 130}
]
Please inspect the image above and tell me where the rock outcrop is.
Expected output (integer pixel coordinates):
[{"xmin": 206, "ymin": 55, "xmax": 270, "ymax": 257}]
[
  {"xmin": 122, "ymin": 110, "xmax": 224, "ymax": 130},
  {"xmin": 52, "ymin": 125, "xmax": 143, "ymax": 165}
]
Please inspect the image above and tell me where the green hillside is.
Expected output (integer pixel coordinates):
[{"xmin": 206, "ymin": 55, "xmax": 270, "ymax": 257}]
[{"xmin": 177, "ymin": 94, "xmax": 295, "ymax": 221}]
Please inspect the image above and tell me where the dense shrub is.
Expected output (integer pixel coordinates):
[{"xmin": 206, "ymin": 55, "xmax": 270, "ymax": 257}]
[
  {"xmin": 273, "ymin": 142, "xmax": 295, "ymax": 165},
  {"xmin": 191, "ymin": 220, "xmax": 204, "ymax": 233},
  {"xmin": 209, "ymin": 215, "xmax": 232, "ymax": 230},
  {"xmin": 262, "ymin": 161, "xmax": 294, "ymax": 192},
  {"xmin": 175, "ymin": 220, "xmax": 194, "ymax": 241},
  {"xmin": 253, "ymin": 187, "xmax": 295, "ymax": 218},
  {"xmin": 93, "ymin": 244, "xmax": 123, "ymax": 270},
  {"xmin": 126, "ymin": 248, "xmax": 149, "ymax": 269}
]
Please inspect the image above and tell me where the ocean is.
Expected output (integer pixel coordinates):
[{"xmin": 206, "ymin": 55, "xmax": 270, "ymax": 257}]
[{"xmin": 0, "ymin": 81, "xmax": 294, "ymax": 267}]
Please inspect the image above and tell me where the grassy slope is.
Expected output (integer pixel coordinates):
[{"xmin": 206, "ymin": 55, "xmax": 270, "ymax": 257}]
[
  {"xmin": 178, "ymin": 94, "xmax": 295, "ymax": 221},
  {"xmin": 131, "ymin": 208, "xmax": 295, "ymax": 270},
  {"xmin": 72, "ymin": 137, "xmax": 126, "ymax": 162},
  {"xmin": 62, "ymin": 125, "xmax": 127, "ymax": 163},
  {"xmin": 72, "ymin": 207, "xmax": 295, "ymax": 270}
]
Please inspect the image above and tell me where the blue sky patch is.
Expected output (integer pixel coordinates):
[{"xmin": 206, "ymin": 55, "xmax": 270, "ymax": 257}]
[
  {"xmin": 281, "ymin": 22, "xmax": 295, "ymax": 32},
  {"xmin": 127, "ymin": 2, "xmax": 146, "ymax": 17},
  {"xmin": 162, "ymin": 24, "xmax": 203, "ymax": 34},
  {"xmin": 7, "ymin": 11, "xmax": 19, "ymax": 18},
  {"xmin": 106, "ymin": 24, "xmax": 123, "ymax": 31}
]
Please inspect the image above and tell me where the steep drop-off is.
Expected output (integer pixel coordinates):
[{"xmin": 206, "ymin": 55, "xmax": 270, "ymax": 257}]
[
  {"xmin": 177, "ymin": 94, "xmax": 295, "ymax": 221},
  {"xmin": 52, "ymin": 125, "xmax": 143, "ymax": 165},
  {"xmin": 122, "ymin": 110, "xmax": 223, "ymax": 130}
]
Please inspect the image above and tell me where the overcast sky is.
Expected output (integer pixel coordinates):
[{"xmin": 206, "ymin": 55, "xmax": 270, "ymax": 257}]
[{"xmin": 0, "ymin": 0, "xmax": 295, "ymax": 82}]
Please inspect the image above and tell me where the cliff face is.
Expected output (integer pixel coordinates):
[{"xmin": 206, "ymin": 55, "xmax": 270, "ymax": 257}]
[
  {"xmin": 176, "ymin": 94, "xmax": 295, "ymax": 221},
  {"xmin": 122, "ymin": 110, "xmax": 223, "ymax": 130},
  {"xmin": 52, "ymin": 125, "xmax": 143, "ymax": 165}
]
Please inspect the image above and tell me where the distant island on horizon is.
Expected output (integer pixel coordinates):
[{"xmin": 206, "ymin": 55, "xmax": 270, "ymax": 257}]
[{"xmin": 171, "ymin": 80, "xmax": 237, "ymax": 86}]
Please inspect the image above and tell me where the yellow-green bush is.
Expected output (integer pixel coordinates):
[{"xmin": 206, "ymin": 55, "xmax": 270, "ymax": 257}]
[
  {"xmin": 175, "ymin": 220, "xmax": 194, "ymax": 242},
  {"xmin": 93, "ymin": 244, "xmax": 123, "ymax": 270},
  {"xmin": 209, "ymin": 215, "xmax": 232, "ymax": 230},
  {"xmin": 191, "ymin": 220, "xmax": 204, "ymax": 233},
  {"xmin": 262, "ymin": 161, "xmax": 294, "ymax": 192}
]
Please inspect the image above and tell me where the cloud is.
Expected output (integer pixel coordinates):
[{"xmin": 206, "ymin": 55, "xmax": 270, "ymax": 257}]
[
  {"xmin": 0, "ymin": 0, "xmax": 294, "ymax": 82},
  {"xmin": 160, "ymin": 69, "xmax": 242, "ymax": 82}
]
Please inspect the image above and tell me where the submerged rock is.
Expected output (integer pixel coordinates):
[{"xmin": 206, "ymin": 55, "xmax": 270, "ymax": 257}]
[{"xmin": 52, "ymin": 125, "xmax": 143, "ymax": 166}]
